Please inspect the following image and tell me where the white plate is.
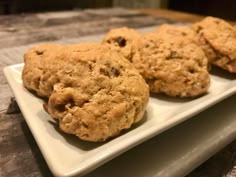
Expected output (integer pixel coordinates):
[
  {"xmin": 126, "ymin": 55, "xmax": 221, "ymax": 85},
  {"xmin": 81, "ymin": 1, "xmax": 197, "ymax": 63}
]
[{"xmin": 4, "ymin": 63, "xmax": 236, "ymax": 177}]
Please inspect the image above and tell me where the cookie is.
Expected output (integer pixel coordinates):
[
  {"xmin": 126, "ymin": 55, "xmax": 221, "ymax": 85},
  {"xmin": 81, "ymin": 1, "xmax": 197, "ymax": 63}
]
[
  {"xmin": 155, "ymin": 24, "xmax": 199, "ymax": 44},
  {"xmin": 22, "ymin": 43, "xmax": 104, "ymax": 97},
  {"xmin": 102, "ymin": 27, "xmax": 142, "ymax": 61},
  {"xmin": 193, "ymin": 16, "xmax": 236, "ymax": 73},
  {"xmin": 132, "ymin": 32, "xmax": 210, "ymax": 97},
  {"xmin": 22, "ymin": 43, "xmax": 64, "ymax": 97},
  {"xmin": 23, "ymin": 43, "xmax": 149, "ymax": 142}
]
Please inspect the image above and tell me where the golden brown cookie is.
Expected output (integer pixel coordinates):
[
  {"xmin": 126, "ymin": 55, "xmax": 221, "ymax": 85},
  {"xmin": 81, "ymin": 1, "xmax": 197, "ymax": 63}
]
[
  {"xmin": 102, "ymin": 27, "xmax": 142, "ymax": 61},
  {"xmin": 23, "ymin": 43, "xmax": 149, "ymax": 142},
  {"xmin": 23, "ymin": 43, "xmax": 106, "ymax": 97},
  {"xmin": 22, "ymin": 43, "xmax": 64, "ymax": 97},
  {"xmin": 193, "ymin": 16, "xmax": 236, "ymax": 73},
  {"xmin": 155, "ymin": 24, "xmax": 199, "ymax": 44},
  {"xmin": 102, "ymin": 26, "xmax": 210, "ymax": 97},
  {"xmin": 132, "ymin": 32, "xmax": 210, "ymax": 97}
]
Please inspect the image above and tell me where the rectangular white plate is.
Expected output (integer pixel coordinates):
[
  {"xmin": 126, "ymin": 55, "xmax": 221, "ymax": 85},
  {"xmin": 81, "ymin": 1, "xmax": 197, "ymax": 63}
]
[{"xmin": 4, "ymin": 62, "xmax": 236, "ymax": 177}]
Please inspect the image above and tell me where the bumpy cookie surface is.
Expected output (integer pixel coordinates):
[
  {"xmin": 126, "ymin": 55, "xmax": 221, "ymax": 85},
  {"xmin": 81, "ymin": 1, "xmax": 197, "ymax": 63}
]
[
  {"xmin": 132, "ymin": 32, "xmax": 210, "ymax": 97},
  {"xmin": 193, "ymin": 16, "xmax": 236, "ymax": 73},
  {"xmin": 22, "ymin": 43, "xmax": 64, "ymax": 97},
  {"xmin": 23, "ymin": 43, "xmax": 149, "ymax": 142},
  {"xmin": 155, "ymin": 24, "xmax": 199, "ymax": 44},
  {"xmin": 102, "ymin": 27, "xmax": 141, "ymax": 61}
]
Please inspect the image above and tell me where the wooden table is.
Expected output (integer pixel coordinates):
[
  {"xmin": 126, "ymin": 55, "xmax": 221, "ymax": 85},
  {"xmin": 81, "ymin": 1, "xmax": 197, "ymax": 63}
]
[{"xmin": 0, "ymin": 8, "xmax": 235, "ymax": 177}]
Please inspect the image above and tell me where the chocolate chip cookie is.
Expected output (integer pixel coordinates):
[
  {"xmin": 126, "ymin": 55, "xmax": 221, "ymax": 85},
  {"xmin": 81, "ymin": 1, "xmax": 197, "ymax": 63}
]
[
  {"xmin": 23, "ymin": 43, "xmax": 149, "ymax": 142},
  {"xmin": 193, "ymin": 16, "xmax": 236, "ymax": 73},
  {"xmin": 155, "ymin": 24, "xmax": 199, "ymax": 44},
  {"xmin": 132, "ymin": 32, "xmax": 210, "ymax": 97},
  {"xmin": 22, "ymin": 43, "xmax": 64, "ymax": 97}
]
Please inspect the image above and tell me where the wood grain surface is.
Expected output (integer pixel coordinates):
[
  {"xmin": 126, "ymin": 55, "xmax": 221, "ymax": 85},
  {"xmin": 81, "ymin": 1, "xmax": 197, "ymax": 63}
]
[{"xmin": 0, "ymin": 8, "xmax": 235, "ymax": 177}]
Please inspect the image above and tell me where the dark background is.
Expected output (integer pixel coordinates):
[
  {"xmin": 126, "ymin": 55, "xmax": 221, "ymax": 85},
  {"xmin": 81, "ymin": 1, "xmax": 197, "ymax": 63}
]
[
  {"xmin": 1, "ymin": 0, "xmax": 236, "ymax": 21},
  {"xmin": 0, "ymin": 0, "xmax": 112, "ymax": 14},
  {"xmin": 168, "ymin": 0, "xmax": 236, "ymax": 21}
]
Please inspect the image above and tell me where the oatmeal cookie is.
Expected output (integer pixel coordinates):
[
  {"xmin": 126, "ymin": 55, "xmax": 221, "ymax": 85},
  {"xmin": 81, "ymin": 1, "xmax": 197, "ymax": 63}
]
[
  {"xmin": 193, "ymin": 16, "xmax": 236, "ymax": 73},
  {"xmin": 22, "ymin": 43, "xmax": 64, "ymax": 97},
  {"xmin": 155, "ymin": 24, "xmax": 199, "ymax": 44},
  {"xmin": 132, "ymin": 32, "xmax": 210, "ymax": 97},
  {"xmin": 22, "ymin": 43, "xmax": 104, "ymax": 97},
  {"xmin": 102, "ymin": 27, "xmax": 142, "ymax": 61},
  {"xmin": 23, "ymin": 43, "xmax": 149, "ymax": 142}
]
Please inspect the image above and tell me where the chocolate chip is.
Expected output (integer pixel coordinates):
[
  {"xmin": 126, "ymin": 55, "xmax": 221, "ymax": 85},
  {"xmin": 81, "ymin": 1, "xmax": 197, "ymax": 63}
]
[
  {"xmin": 189, "ymin": 68, "xmax": 195, "ymax": 74},
  {"xmin": 115, "ymin": 37, "xmax": 126, "ymax": 47},
  {"xmin": 35, "ymin": 50, "xmax": 44, "ymax": 55},
  {"xmin": 100, "ymin": 68, "xmax": 109, "ymax": 76},
  {"xmin": 55, "ymin": 104, "xmax": 65, "ymax": 112},
  {"xmin": 196, "ymin": 26, "xmax": 203, "ymax": 33},
  {"xmin": 111, "ymin": 67, "xmax": 120, "ymax": 77},
  {"xmin": 67, "ymin": 98, "xmax": 75, "ymax": 108},
  {"xmin": 100, "ymin": 67, "xmax": 120, "ymax": 78}
]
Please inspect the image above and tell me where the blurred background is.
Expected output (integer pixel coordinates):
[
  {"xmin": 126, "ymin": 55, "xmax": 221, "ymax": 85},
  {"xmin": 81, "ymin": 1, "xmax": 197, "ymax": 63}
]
[{"xmin": 1, "ymin": 0, "xmax": 236, "ymax": 20}]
